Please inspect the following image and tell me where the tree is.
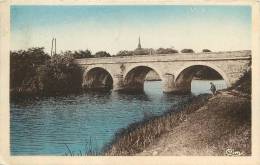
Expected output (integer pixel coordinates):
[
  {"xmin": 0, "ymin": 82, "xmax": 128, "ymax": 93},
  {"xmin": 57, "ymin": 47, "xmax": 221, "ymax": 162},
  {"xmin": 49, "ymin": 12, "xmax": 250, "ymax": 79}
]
[
  {"xmin": 133, "ymin": 49, "xmax": 150, "ymax": 55},
  {"xmin": 181, "ymin": 49, "xmax": 194, "ymax": 53},
  {"xmin": 116, "ymin": 50, "xmax": 134, "ymax": 56},
  {"xmin": 10, "ymin": 47, "xmax": 50, "ymax": 90},
  {"xmin": 10, "ymin": 48, "xmax": 83, "ymax": 97},
  {"xmin": 73, "ymin": 49, "xmax": 93, "ymax": 59},
  {"xmin": 94, "ymin": 51, "xmax": 111, "ymax": 58},
  {"xmin": 39, "ymin": 53, "xmax": 83, "ymax": 95},
  {"xmin": 202, "ymin": 49, "xmax": 211, "ymax": 53},
  {"xmin": 156, "ymin": 48, "xmax": 178, "ymax": 54}
]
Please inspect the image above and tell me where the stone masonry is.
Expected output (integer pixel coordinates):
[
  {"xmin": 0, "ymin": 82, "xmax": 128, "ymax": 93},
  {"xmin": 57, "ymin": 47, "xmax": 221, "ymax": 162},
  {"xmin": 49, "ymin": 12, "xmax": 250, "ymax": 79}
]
[{"xmin": 75, "ymin": 50, "xmax": 251, "ymax": 93}]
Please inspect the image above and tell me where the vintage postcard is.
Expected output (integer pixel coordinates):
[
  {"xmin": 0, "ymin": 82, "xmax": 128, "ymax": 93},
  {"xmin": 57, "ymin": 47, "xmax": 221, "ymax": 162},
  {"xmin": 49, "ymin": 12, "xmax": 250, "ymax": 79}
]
[{"xmin": 0, "ymin": 0, "xmax": 260, "ymax": 165}]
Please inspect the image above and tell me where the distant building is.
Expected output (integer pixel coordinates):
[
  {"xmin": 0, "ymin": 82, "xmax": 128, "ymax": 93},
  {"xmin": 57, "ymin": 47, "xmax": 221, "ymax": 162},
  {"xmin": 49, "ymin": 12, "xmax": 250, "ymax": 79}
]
[
  {"xmin": 137, "ymin": 36, "xmax": 142, "ymax": 49},
  {"xmin": 133, "ymin": 37, "xmax": 155, "ymax": 55}
]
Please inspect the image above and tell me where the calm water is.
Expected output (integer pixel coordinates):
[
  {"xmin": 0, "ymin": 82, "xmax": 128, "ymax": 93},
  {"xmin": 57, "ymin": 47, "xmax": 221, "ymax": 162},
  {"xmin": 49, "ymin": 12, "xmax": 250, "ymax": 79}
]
[{"xmin": 10, "ymin": 80, "xmax": 226, "ymax": 155}]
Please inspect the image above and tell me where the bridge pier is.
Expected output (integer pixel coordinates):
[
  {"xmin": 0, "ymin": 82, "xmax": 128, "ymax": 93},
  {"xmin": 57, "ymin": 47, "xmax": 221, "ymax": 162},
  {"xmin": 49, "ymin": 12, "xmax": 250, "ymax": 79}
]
[
  {"xmin": 113, "ymin": 74, "xmax": 125, "ymax": 91},
  {"xmin": 162, "ymin": 73, "xmax": 175, "ymax": 93},
  {"xmin": 162, "ymin": 73, "xmax": 191, "ymax": 94}
]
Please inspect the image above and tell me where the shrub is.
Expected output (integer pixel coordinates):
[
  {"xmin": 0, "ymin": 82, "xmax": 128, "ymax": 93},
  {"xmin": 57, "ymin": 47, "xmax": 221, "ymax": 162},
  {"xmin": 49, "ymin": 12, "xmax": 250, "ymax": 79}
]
[
  {"xmin": 73, "ymin": 50, "xmax": 93, "ymax": 59},
  {"xmin": 231, "ymin": 68, "xmax": 251, "ymax": 94},
  {"xmin": 40, "ymin": 52, "xmax": 83, "ymax": 95},
  {"xmin": 156, "ymin": 48, "xmax": 178, "ymax": 54},
  {"xmin": 94, "ymin": 51, "xmax": 111, "ymax": 58},
  {"xmin": 10, "ymin": 47, "xmax": 50, "ymax": 90},
  {"xmin": 10, "ymin": 48, "xmax": 83, "ymax": 97},
  {"xmin": 116, "ymin": 50, "xmax": 134, "ymax": 56},
  {"xmin": 181, "ymin": 49, "xmax": 194, "ymax": 53},
  {"xmin": 202, "ymin": 49, "xmax": 211, "ymax": 52}
]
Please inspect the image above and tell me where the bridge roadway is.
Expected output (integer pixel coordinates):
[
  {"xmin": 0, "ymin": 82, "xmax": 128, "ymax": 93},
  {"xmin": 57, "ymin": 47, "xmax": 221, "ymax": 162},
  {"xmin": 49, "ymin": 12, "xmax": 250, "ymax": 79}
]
[{"xmin": 74, "ymin": 50, "xmax": 251, "ymax": 93}]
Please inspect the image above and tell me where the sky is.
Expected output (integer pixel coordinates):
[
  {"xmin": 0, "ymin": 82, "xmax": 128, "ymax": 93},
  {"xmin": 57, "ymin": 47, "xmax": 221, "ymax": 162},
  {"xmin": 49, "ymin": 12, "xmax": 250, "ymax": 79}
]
[{"xmin": 11, "ymin": 5, "xmax": 251, "ymax": 55}]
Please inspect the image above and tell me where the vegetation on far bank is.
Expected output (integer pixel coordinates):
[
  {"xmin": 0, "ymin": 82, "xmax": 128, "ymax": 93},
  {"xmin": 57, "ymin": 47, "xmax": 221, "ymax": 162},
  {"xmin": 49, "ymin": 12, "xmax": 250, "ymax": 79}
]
[{"xmin": 11, "ymin": 48, "xmax": 81, "ymax": 98}]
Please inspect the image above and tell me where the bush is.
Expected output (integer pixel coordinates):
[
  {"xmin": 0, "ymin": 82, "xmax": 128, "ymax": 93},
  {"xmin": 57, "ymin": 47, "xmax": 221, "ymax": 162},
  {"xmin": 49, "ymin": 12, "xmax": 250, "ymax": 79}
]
[
  {"xmin": 73, "ymin": 50, "xmax": 93, "ymax": 59},
  {"xmin": 202, "ymin": 49, "xmax": 211, "ymax": 52},
  {"xmin": 116, "ymin": 50, "xmax": 134, "ymax": 56},
  {"xmin": 10, "ymin": 48, "xmax": 83, "ymax": 97},
  {"xmin": 181, "ymin": 49, "xmax": 194, "ymax": 53},
  {"xmin": 10, "ymin": 47, "xmax": 50, "ymax": 90},
  {"xmin": 40, "ymin": 53, "xmax": 83, "ymax": 95},
  {"xmin": 94, "ymin": 51, "xmax": 111, "ymax": 58},
  {"xmin": 156, "ymin": 48, "xmax": 178, "ymax": 54},
  {"xmin": 232, "ymin": 68, "xmax": 251, "ymax": 94}
]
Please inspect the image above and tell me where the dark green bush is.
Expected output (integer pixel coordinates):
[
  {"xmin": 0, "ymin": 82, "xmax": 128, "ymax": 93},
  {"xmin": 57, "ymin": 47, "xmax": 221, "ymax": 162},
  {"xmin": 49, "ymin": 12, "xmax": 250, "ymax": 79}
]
[
  {"xmin": 40, "ymin": 52, "xmax": 83, "ymax": 95},
  {"xmin": 181, "ymin": 49, "xmax": 194, "ymax": 53},
  {"xmin": 156, "ymin": 48, "xmax": 178, "ymax": 54},
  {"xmin": 94, "ymin": 51, "xmax": 111, "ymax": 57},
  {"xmin": 10, "ymin": 48, "xmax": 83, "ymax": 97},
  {"xmin": 116, "ymin": 50, "xmax": 134, "ymax": 56},
  {"xmin": 202, "ymin": 49, "xmax": 211, "ymax": 52}
]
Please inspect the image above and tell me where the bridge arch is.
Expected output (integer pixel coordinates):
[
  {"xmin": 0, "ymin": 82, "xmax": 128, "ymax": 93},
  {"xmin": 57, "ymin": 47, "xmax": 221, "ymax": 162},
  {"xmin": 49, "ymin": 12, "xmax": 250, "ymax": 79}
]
[
  {"xmin": 123, "ymin": 65, "xmax": 162, "ymax": 92},
  {"xmin": 124, "ymin": 64, "xmax": 164, "ymax": 79},
  {"xmin": 82, "ymin": 66, "xmax": 114, "ymax": 91},
  {"xmin": 173, "ymin": 62, "xmax": 231, "ymax": 94}
]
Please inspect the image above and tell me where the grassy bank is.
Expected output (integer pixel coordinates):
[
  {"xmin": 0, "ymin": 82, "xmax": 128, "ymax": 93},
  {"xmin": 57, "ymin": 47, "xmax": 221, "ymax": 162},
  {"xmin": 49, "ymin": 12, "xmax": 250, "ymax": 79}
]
[
  {"xmin": 104, "ymin": 94, "xmax": 211, "ymax": 155},
  {"xmin": 136, "ymin": 93, "xmax": 251, "ymax": 156},
  {"xmin": 105, "ymin": 70, "xmax": 251, "ymax": 156}
]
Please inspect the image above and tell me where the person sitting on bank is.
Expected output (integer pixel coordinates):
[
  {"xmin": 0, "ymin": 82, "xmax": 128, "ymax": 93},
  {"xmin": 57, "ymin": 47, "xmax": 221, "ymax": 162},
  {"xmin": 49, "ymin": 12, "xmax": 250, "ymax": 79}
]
[{"xmin": 210, "ymin": 82, "xmax": 216, "ymax": 95}]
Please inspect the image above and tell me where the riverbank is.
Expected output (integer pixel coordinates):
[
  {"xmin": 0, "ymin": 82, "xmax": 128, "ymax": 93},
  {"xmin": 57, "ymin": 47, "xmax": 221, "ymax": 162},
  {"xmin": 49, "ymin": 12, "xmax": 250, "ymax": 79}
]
[
  {"xmin": 138, "ymin": 91, "xmax": 251, "ymax": 156},
  {"xmin": 105, "ymin": 91, "xmax": 251, "ymax": 156},
  {"xmin": 105, "ymin": 71, "xmax": 251, "ymax": 156}
]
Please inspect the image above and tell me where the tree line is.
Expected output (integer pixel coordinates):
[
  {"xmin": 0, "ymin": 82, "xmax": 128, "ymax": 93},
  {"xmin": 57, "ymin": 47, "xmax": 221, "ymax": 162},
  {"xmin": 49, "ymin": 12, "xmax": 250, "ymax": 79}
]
[{"xmin": 115, "ymin": 48, "xmax": 211, "ymax": 56}]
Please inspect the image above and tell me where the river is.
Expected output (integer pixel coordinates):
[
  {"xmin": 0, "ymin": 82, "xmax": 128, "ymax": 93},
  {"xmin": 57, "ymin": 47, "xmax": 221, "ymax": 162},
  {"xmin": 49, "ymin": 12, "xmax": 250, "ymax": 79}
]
[{"xmin": 10, "ymin": 80, "xmax": 226, "ymax": 155}]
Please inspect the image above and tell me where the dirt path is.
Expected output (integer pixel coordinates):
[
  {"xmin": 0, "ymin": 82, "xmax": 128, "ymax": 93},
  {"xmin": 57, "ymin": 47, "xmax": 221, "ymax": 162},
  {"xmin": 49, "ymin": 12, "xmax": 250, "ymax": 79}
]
[{"xmin": 137, "ymin": 92, "xmax": 251, "ymax": 156}]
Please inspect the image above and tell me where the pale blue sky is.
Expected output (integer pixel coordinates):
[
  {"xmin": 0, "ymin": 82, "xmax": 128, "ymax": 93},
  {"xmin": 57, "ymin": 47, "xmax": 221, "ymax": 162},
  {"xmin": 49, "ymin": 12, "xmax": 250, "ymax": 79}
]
[{"xmin": 11, "ymin": 5, "xmax": 251, "ymax": 54}]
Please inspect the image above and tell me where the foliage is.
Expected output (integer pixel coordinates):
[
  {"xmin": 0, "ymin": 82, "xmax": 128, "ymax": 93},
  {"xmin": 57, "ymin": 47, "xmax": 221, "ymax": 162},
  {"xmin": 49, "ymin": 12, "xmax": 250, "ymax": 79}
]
[
  {"xmin": 202, "ymin": 49, "xmax": 211, "ymax": 52},
  {"xmin": 133, "ymin": 48, "xmax": 151, "ymax": 55},
  {"xmin": 94, "ymin": 51, "xmax": 111, "ymax": 58},
  {"xmin": 73, "ymin": 50, "xmax": 93, "ymax": 59},
  {"xmin": 156, "ymin": 48, "xmax": 178, "ymax": 54},
  {"xmin": 181, "ymin": 49, "xmax": 194, "ymax": 53},
  {"xmin": 116, "ymin": 50, "xmax": 134, "ymax": 56},
  {"xmin": 231, "ymin": 68, "xmax": 251, "ymax": 94},
  {"xmin": 194, "ymin": 67, "xmax": 222, "ymax": 80},
  {"xmin": 64, "ymin": 137, "xmax": 99, "ymax": 156},
  {"xmin": 40, "ymin": 53, "xmax": 83, "ymax": 95},
  {"xmin": 10, "ymin": 48, "xmax": 83, "ymax": 97},
  {"xmin": 10, "ymin": 47, "xmax": 50, "ymax": 90}
]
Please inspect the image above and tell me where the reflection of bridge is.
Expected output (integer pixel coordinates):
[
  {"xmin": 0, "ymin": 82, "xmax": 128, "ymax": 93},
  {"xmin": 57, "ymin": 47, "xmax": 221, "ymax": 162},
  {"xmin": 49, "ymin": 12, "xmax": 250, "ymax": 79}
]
[{"xmin": 75, "ymin": 50, "xmax": 251, "ymax": 94}]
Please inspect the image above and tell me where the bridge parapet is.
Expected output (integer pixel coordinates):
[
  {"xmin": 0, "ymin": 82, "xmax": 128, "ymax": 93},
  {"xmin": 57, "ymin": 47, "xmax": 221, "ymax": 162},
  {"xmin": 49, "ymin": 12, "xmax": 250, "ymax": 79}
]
[{"xmin": 75, "ymin": 50, "xmax": 251, "ymax": 65}]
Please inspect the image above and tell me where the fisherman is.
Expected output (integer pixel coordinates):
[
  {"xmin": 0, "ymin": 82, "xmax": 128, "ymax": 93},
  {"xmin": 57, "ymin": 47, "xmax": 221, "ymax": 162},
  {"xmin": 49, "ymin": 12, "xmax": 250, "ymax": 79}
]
[{"xmin": 210, "ymin": 82, "xmax": 216, "ymax": 95}]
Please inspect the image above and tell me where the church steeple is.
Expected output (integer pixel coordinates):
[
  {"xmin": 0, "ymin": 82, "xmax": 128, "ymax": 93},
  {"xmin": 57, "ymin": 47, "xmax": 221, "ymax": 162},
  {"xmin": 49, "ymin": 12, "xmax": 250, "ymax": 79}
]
[{"xmin": 137, "ymin": 36, "xmax": 142, "ymax": 49}]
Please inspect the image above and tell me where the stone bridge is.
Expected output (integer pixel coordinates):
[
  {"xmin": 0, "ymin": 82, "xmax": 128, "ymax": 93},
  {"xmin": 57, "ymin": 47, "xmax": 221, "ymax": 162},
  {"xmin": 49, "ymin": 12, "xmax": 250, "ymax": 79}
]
[{"xmin": 74, "ymin": 50, "xmax": 251, "ymax": 94}]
